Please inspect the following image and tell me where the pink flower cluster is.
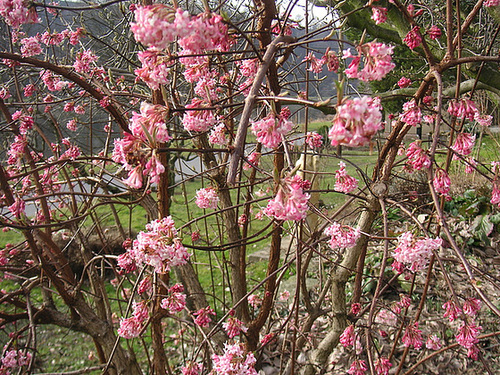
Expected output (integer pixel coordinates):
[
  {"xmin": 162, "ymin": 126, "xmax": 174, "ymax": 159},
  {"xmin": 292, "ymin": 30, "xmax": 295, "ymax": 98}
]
[
  {"xmin": 329, "ymin": 96, "xmax": 383, "ymax": 147},
  {"xmin": 432, "ymin": 168, "xmax": 451, "ymax": 198},
  {"xmin": 371, "ymin": 6, "xmax": 388, "ymax": 24},
  {"xmin": 236, "ymin": 58, "xmax": 259, "ymax": 94},
  {"xmin": 1, "ymin": 348, "xmax": 31, "ymax": 372},
  {"xmin": 393, "ymin": 232, "xmax": 442, "ymax": 273},
  {"xmin": 264, "ymin": 174, "xmax": 310, "ymax": 221},
  {"xmin": 117, "ymin": 301, "xmax": 148, "ymax": 339},
  {"xmin": 397, "ymin": 76, "xmax": 411, "ymax": 88},
  {"xmin": 251, "ymin": 108, "xmax": 293, "ymax": 149},
  {"xmin": 340, "ymin": 324, "xmax": 355, "ymax": 347},
  {"xmin": 303, "ymin": 52, "xmax": 326, "ymax": 74},
  {"xmin": 243, "ymin": 151, "xmax": 261, "ymax": 171},
  {"xmin": 135, "ymin": 49, "xmax": 173, "ymax": 90},
  {"xmin": 131, "ymin": 6, "xmax": 231, "ymax": 53},
  {"xmin": 112, "ymin": 102, "xmax": 170, "ymax": 188},
  {"xmin": 403, "ymin": 26, "xmax": 422, "ymax": 50},
  {"xmin": 195, "ymin": 187, "xmax": 219, "ymax": 210},
  {"xmin": 324, "ymin": 222, "xmax": 360, "ymax": 249},
  {"xmin": 182, "ymin": 99, "xmax": 218, "ymax": 132},
  {"xmin": 451, "ymin": 132, "xmax": 475, "ymax": 160},
  {"xmin": 119, "ymin": 216, "xmax": 190, "ymax": 274},
  {"xmin": 0, "ymin": 0, "xmax": 38, "ymax": 29},
  {"xmin": 212, "ymin": 343, "xmax": 257, "ymax": 375},
  {"xmin": 344, "ymin": 42, "xmax": 395, "ymax": 81},
  {"xmin": 484, "ymin": 0, "xmax": 500, "ymax": 7},
  {"xmin": 402, "ymin": 322, "xmax": 423, "ymax": 349},
  {"xmin": 405, "ymin": 141, "xmax": 430, "ymax": 171},
  {"xmin": 426, "ymin": 334, "xmax": 442, "ymax": 350},
  {"xmin": 427, "ymin": 25, "xmax": 442, "ymax": 40},
  {"xmin": 194, "ymin": 306, "xmax": 216, "ymax": 328},
  {"xmin": 447, "ymin": 98, "xmax": 478, "ymax": 121},
  {"xmin": 374, "ymin": 357, "xmax": 392, "ymax": 375},
  {"xmin": 334, "ymin": 161, "xmax": 358, "ymax": 193},
  {"xmin": 209, "ymin": 123, "xmax": 229, "ymax": 145},
  {"xmin": 73, "ymin": 50, "xmax": 98, "ymax": 73},
  {"xmin": 348, "ymin": 359, "xmax": 367, "ymax": 375},
  {"xmin": 222, "ymin": 316, "xmax": 247, "ymax": 338},
  {"xmin": 161, "ymin": 283, "xmax": 186, "ymax": 314},
  {"xmin": 399, "ymin": 99, "xmax": 422, "ymax": 126},
  {"xmin": 305, "ymin": 131, "xmax": 323, "ymax": 149}
]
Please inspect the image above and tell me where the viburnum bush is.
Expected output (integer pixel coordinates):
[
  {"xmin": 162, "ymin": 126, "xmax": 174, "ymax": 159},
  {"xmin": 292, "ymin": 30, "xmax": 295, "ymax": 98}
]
[{"xmin": 1, "ymin": 0, "xmax": 500, "ymax": 374}]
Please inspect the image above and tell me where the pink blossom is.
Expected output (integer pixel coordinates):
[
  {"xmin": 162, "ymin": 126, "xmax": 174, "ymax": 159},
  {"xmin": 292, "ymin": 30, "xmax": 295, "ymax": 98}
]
[
  {"xmin": 223, "ymin": 316, "xmax": 247, "ymax": 338},
  {"xmin": 343, "ymin": 42, "xmax": 395, "ymax": 81},
  {"xmin": 350, "ymin": 303, "xmax": 361, "ymax": 316},
  {"xmin": 447, "ymin": 98, "xmax": 478, "ymax": 121},
  {"xmin": 1, "ymin": 349, "xmax": 31, "ymax": 369},
  {"xmin": 8, "ymin": 197, "xmax": 25, "ymax": 219},
  {"xmin": 238, "ymin": 214, "xmax": 247, "ymax": 228},
  {"xmin": 182, "ymin": 100, "xmax": 217, "ymax": 132},
  {"xmin": 399, "ymin": 99, "xmax": 422, "ymax": 126},
  {"xmin": 135, "ymin": 48, "xmax": 172, "ymax": 90},
  {"xmin": 181, "ymin": 361, "xmax": 202, "ymax": 375},
  {"xmin": 12, "ymin": 110, "xmax": 33, "ymax": 135},
  {"xmin": 371, "ymin": 6, "xmax": 388, "ymax": 24},
  {"xmin": 329, "ymin": 96, "xmax": 383, "ymax": 147},
  {"xmin": 423, "ymin": 95, "xmax": 434, "ymax": 105},
  {"xmin": 137, "ymin": 277, "xmax": 152, "ymax": 295},
  {"xmin": 0, "ymin": 0, "xmax": 38, "ymax": 29},
  {"xmin": 397, "ymin": 76, "xmax": 411, "ymax": 88},
  {"xmin": 348, "ymin": 359, "xmax": 367, "ymax": 375},
  {"xmin": 131, "ymin": 6, "xmax": 190, "ymax": 50},
  {"xmin": 23, "ymin": 84, "xmax": 35, "ymax": 97},
  {"xmin": 243, "ymin": 151, "xmax": 261, "ymax": 170},
  {"xmin": 248, "ymin": 294, "xmax": 262, "ymax": 308},
  {"xmin": 194, "ymin": 306, "xmax": 215, "ymax": 328},
  {"xmin": 195, "ymin": 187, "xmax": 219, "ymax": 210},
  {"xmin": 128, "ymin": 217, "xmax": 190, "ymax": 273},
  {"xmin": 443, "ymin": 300, "xmax": 462, "ymax": 322},
  {"xmin": 261, "ymin": 333, "xmax": 275, "ymax": 345},
  {"xmin": 123, "ymin": 166, "xmax": 143, "ymax": 189},
  {"xmin": 303, "ymin": 52, "xmax": 325, "ymax": 73},
  {"xmin": 432, "ymin": 168, "xmax": 451, "ymax": 197},
  {"xmin": 20, "ymin": 36, "xmax": 42, "ymax": 57},
  {"xmin": 132, "ymin": 301, "xmax": 149, "ymax": 322},
  {"xmin": 467, "ymin": 345, "xmax": 479, "ymax": 360},
  {"xmin": 393, "ymin": 232, "xmax": 441, "ymax": 272},
  {"xmin": 427, "ymin": 25, "xmax": 442, "ymax": 40},
  {"xmin": 251, "ymin": 111, "xmax": 293, "ymax": 149},
  {"xmin": 306, "ymin": 132, "xmax": 323, "ymax": 149},
  {"xmin": 490, "ymin": 180, "xmax": 500, "ymax": 207},
  {"xmin": 264, "ymin": 174, "xmax": 310, "ymax": 221},
  {"xmin": 404, "ymin": 26, "xmax": 422, "ymax": 50},
  {"xmin": 324, "ymin": 222, "xmax": 360, "ymax": 249},
  {"xmin": 40, "ymin": 70, "xmax": 67, "ymax": 91},
  {"xmin": 161, "ymin": 283, "xmax": 186, "ymax": 313},
  {"xmin": 66, "ymin": 119, "xmax": 78, "ymax": 131},
  {"xmin": 463, "ymin": 298, "xmax": 481, "ymax": 316},
  {"xmin": 212, "ymin": 343, "xmax": 257, "ymax": 375},
  {"xmin": 69, "ymin": 27, "xmax": 85, "ymax": 45},
  {"xmin": 334, "ymin": 161, "xmax": 358, "ymax": 193},
  {"xmin": 73, "ymin": 50, "xmax": 98, "ymax": 73},
  {"xmin": 118, "ymin": 317, "xmax": 142, "ymax": 339},
  {"xmin": 426, "ymin": 334, "xmax": 442, "ymax": 350},
  {"xmin": 340, "ymin": 324, "xmax": 355, "ymax": 347},
  {"xmin": 452, "ymin": 132, "xmax": 475, "ymax": 160},
  {"xmin": 324, "ymin": 47, "xmax": 339, "ymax": 72},
  {"xmin": 209, "ymin": 123, "xmax": 229, "ymax": 145},
  {"xmin": 406, "ymin": 141, "xmax": 430, "ymax": 171},
  {"xmin": 191, "ymin": 231, "xmax": 201, "ymax": 242},
  {"xmin": 464, "ymin": 157, "xmax": 477, "ymax": 174},
  {"xmin": 40, "ymin": 31, "xmax": 65, "ymax": 46},
  {"xmin": 475, "ymin": 113, "xmax": 493, "ymax": 127},
  {"xmin": 456, "ymin": 321, "xmax": 482, "ymax": 349},
  {"xmin": 374, "ymin": 357, "xmax": 392, "ymax": 375},
  {"xmin": 484, "ymin": 0, "xmax": 500, "ymax": 6},
  {"xmin": 402, "ymin": 322, "xmax": 423, "ymax": 349},
  {"xmin": 279, "ymin": 290, "xmax": 290, "ymax": 301},
  {"xmin": 74, "ymin": 105, "xmax": 85, "ymax": 114},
  {"xmin": 236, "ymin": 58, "xmax": 259, "ymax": 93}
]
